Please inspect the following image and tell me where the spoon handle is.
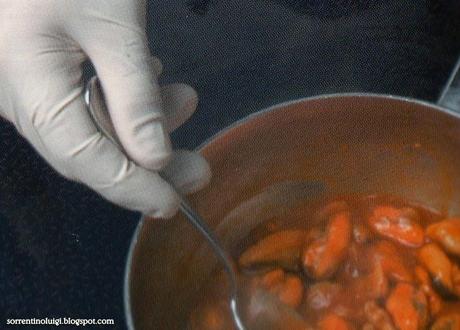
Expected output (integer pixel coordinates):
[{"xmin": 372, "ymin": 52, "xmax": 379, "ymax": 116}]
[
  {"xmin": 85, "ymin": 76, "xmax": 245, "ymax": 329},
  {"xmin": 180, "ymin": 198, "xmax": 246, "ymax": 330},
  {"xmin": 179, "ymin": 198, "xmax": 237, "ymax": 278}
]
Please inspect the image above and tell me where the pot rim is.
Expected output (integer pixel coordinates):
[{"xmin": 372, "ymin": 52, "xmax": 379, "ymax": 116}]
[{"xmin": 123, "ymin": 92, "xmax": 460, "ymax": 330}]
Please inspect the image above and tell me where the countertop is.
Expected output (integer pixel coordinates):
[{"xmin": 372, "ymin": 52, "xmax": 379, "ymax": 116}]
[{"xmin": 1, "ymin": 0, "xmax": 460, "ymax": 329}]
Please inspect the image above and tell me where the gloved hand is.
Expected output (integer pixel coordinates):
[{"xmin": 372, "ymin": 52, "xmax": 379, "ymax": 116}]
[{"xmin": 0, "ymin": 0, "xmax": 211, "ymax": 218}]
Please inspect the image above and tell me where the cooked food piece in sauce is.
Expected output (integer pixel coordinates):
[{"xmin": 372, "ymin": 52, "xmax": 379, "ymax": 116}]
[
  {"xmin": 414, "ymin": 266, "xmax": 443, "ymax": 317},
  {"xmin": 426, "ymin": 218, "xmax": 460, "ymax": 257},
  {"xmin": 302, "ymin": 210, "xmax": 352, "ymax": 279},
  {"xmin": 317, "ymin": 313, "xmax": 351, "ymax": 330},
  {"xmin": 348, "ymin": 254, "xmax": 389, "ymax": 301},
  {"xmin": 385, "ymin": 283, "xmax": 428, "ymax": 330},
  {"xmin": 252, "ymin": 268, "xmax": 304, "ymax": 308},
  {"xmin": 189, "ymin": 195, "xmax": 460, "ymax": 330},
  {"xmin": 368, "ymin": 240, "xmax": 413, "ymax": 283},
  {"xmin": 367, "ymin": 206, "xmax": 425, "ymax": 247},
  {"xmin": 305, "ymin": 281, "xmax": 342, "ymax": 311},
  {"xmin": 418, "ymin": 243, "xmax": 457, "ymax": 295},
  {"xmin": 352, "ymin": 222, "xmax": 373, "ymax": 244},
  {"xmin": 363, "ymin": 301, "xmax": 395, "ymax": 330},
  {"xmin": 238, "ymin": 230, "xmax": 307, "ymax": 271}
]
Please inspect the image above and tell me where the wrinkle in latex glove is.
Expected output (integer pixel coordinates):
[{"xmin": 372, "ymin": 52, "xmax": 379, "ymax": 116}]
[{"xmin": 0, "ymin": 0, "xmax": 211, "ymax": 219}]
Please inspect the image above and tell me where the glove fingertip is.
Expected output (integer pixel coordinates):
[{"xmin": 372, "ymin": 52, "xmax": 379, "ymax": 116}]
[
  {"xmin": 146, "ymin": 183, "xmax": 180, "ymax": 219},
  {"xmin": 124, "ymin": 119, "xmax": 173, "ymax": 171},
  {"xmin": 161, "ymin": 150, "xmax": 212, "ymax": 196}
]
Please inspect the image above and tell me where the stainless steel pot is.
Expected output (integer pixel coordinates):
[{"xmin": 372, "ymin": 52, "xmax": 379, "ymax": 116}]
[{"xmin": 124, "ymin": 59, "xmax": 460, "ymax": 329}]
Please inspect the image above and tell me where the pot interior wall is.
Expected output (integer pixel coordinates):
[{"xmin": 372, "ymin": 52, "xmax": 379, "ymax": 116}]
[{"xmin": 128, "ymin": 95, "xmax": 460, "ymax": 329}]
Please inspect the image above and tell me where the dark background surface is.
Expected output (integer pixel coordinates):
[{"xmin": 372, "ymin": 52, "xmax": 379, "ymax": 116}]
[{"xmin": 1, "ymin": 0, "xmax": 460, "ymax": 329}]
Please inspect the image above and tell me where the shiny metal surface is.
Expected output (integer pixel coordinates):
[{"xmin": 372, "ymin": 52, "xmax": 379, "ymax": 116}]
[
  {"xmin": 179, "ymin": 198, "xmax": 245, "ymax": 330},
  {"xmin": 125, "ymin": 93, "xmax": 460, "ymax": 329}
]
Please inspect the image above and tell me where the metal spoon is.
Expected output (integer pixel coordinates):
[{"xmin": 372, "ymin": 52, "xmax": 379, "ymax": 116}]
[
  {"xmin": 84, "ymin": 77, "xmax": 246, "ymax": 330},
  {"xmin": 85, "ymin": 77, "xmax": 325, "ymax": 329}
]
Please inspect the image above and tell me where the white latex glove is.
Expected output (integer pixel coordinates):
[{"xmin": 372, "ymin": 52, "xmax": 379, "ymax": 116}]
[{"xmin": 0, "ymin": 0, "xmax": 211, "ymax": 218}]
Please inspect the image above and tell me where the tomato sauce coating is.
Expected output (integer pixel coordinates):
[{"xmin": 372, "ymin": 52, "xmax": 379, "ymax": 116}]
[{"xmin": 188, "ymin": 195, "xmax": 460, "ymax": 330}]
